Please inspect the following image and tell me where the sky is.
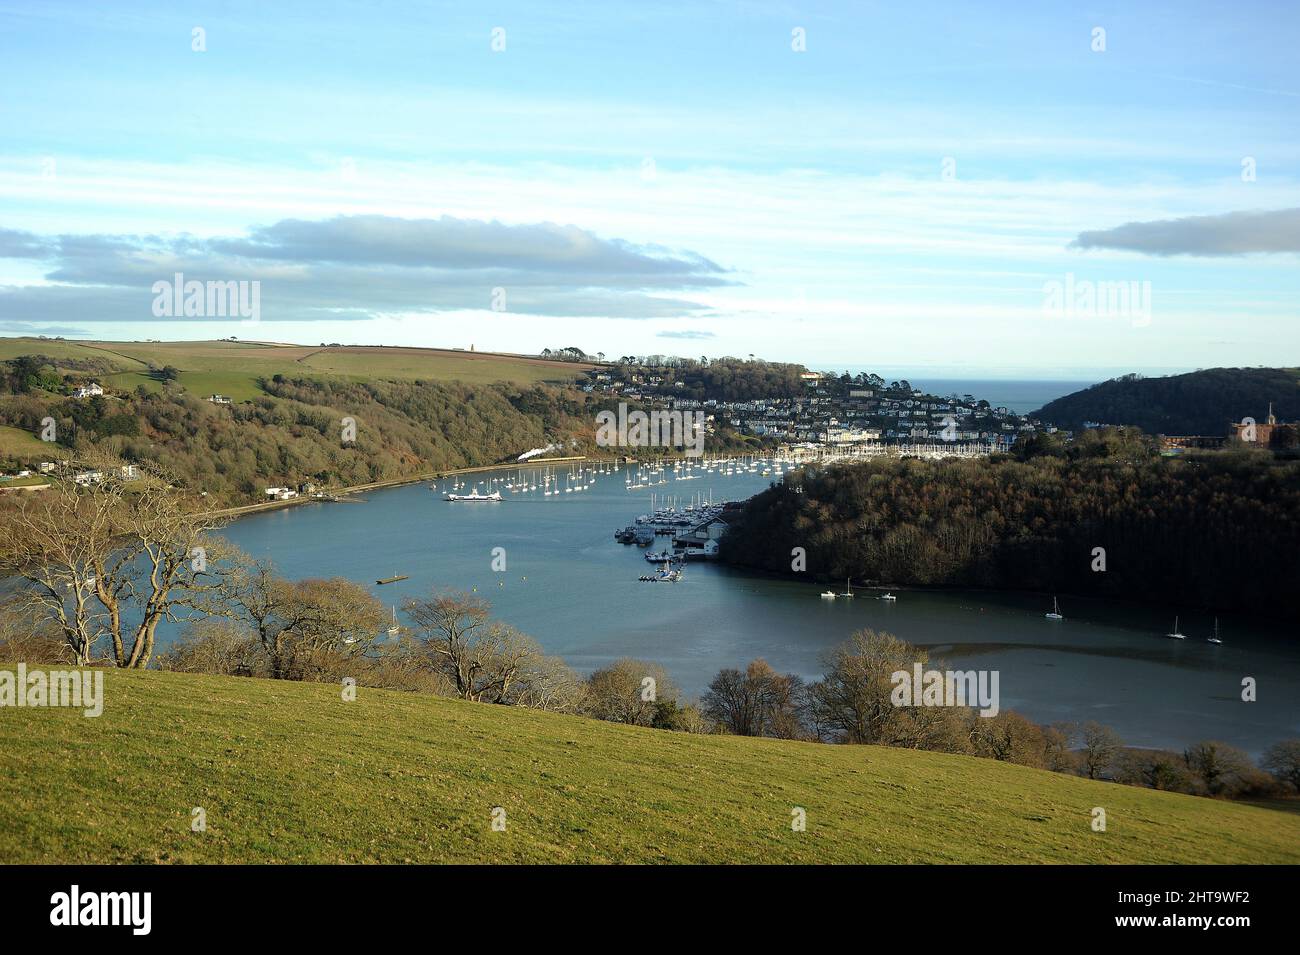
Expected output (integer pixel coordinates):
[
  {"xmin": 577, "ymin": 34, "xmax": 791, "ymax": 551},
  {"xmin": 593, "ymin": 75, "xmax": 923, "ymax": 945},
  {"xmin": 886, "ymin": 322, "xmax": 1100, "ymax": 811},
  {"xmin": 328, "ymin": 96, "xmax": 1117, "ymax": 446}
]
[{"xmin": 1, "ymin": 0, "xmax": 1297, "ymax": 378}]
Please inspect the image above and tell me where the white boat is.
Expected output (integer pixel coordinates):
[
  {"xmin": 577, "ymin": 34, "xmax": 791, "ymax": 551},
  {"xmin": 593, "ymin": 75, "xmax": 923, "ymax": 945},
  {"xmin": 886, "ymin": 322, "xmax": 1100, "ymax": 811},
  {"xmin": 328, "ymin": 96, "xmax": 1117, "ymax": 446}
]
[
  {"xmin": 1165, "ymin": 616, "xmax": 1186, "ymax": 640},
  {"xmin": 640, "ymin": 561, "xmax": 683, "ymax": 583},
  {"xmin": 1207, "ymin": 618, "xmax": 1223, "ymax": 644},
  {"xmin": 880, "ymin": 593, "xmax": 897, "ymax": 602},
  {"xmin": 386, "ymin": 606, "xmax": 400, "ymax": 636},
  {"xmin": 820, "ymin": 590, "xmax": 836, "ymax": 599},
  {"xmin": 839, "ymin": 579, "xmax": 854, "ymax": 599},
  {"xmin": 1045, "ymin": 596, "xmax": 1063, "ymax": 620},
  {"xmin": 444, "ymin": 490, "xmax": 502, "ymax": 502}
]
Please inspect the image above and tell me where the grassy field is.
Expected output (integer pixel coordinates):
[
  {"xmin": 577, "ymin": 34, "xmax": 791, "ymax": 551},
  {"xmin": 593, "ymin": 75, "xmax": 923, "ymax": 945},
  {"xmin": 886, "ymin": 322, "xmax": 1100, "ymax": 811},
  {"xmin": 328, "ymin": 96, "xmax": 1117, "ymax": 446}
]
[
  {"xmin": 0, "ymin": 425, "xmax": 51, "ymax": 460},
  {"xmin": 1, "ymin": 667, "xmax": 1297, "ymax": 864},
  {"xmin": 0, "ymin": 338, "xmax": 591, "ymax": 402}
]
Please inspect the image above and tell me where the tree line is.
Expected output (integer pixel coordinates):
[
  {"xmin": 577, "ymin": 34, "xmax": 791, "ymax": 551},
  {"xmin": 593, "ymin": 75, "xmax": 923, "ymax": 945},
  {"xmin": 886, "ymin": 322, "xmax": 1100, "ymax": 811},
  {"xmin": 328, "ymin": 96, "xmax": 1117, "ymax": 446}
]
[
  {"xmin": 718, "ymin": 428, "xmax": 1300, "ymax": 616},
  {"xmin": 0, "ymin": 356, "xmax": 766, "ymax": 502},
  {"xmin": 1033, "ymin": 366, "xmax": 1300, "ymax": 435},
  {"xmin": 3, "ymin": 448, "xmax": 1296, "ymax": 806}
]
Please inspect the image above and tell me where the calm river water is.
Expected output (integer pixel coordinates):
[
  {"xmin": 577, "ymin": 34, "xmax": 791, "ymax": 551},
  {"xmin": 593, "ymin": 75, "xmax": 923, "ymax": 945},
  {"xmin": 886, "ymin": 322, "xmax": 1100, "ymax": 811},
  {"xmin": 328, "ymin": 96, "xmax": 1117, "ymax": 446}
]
[{"xmin": 205, "ymin": 462, "xmax": 1299, "ymax": 755}]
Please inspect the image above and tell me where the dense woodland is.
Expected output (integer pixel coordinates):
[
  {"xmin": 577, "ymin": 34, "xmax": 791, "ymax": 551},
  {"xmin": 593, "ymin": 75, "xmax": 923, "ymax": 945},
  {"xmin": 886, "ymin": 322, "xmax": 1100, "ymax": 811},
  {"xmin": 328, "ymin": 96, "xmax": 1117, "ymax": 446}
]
[
  {"xmin": 656, "ymin": 358, "xmax": 807, "ymax": 401},
  {"xmin": 0, "ymin": 372, "xmax": 595, "ymax": 503},
  {"xmin": 596, "ymin": 356, "xmax": 807, "ymax": 401},
  {"xmin": 719, "ymin": 428, "xmax": 1300, "ymax": 617},
  {"xmin": 0, "ymin": 356, "xmax": 769, "ymax": 504},
  {"xmin": 1034, "ymin": 366, "xmax": 1300, "ymax": 435}
]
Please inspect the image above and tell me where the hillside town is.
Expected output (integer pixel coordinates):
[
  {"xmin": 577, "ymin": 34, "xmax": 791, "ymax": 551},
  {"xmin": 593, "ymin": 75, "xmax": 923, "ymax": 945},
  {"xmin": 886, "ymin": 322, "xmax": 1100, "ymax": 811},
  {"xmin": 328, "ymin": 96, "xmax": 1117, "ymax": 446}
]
[{"xmin": 581, "ymin": 365, "xmax": 1040, "ymax": 453}]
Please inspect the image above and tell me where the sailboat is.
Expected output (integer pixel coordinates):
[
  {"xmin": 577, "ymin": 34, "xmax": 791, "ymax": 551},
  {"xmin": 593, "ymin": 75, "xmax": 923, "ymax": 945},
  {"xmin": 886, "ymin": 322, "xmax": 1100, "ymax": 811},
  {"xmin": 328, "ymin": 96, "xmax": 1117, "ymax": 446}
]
[
  {"xmin": 1207, "ymin": 618, "xmax": 1223, "ymax": 645},
  {"xmin": 387, "ymin": 606, "xmax": 400, "ymax": 636},
  {"xmin": 839, "ymin": 578, "xmax": 854, "ymax": 598},
  {"xmin": 1165, "ymin": 616, "xmax": 1186, "ymax": 640},
  {"xmin": 1045, "ymin": 596, "xmax": 1063, "ymax": 620}
]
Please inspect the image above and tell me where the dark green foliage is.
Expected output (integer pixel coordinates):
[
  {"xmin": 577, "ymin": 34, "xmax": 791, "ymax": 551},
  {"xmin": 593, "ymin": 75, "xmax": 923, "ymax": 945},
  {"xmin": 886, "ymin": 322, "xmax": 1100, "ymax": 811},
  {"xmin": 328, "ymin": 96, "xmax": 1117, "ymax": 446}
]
[
  {"xmin": 1035, "ymin": 367, "xmax": 1300, "ymax": 434},
  {"xmin": 0, "ymin": 366, "xmax": 605, "ymax": 503},
  {"xmin": 719, "ymin": 434, "xmax": 1300, "ymax": 616},
  {"xmin": 1, "ymin": 356, "xmax": 61, "ymax": 394}
]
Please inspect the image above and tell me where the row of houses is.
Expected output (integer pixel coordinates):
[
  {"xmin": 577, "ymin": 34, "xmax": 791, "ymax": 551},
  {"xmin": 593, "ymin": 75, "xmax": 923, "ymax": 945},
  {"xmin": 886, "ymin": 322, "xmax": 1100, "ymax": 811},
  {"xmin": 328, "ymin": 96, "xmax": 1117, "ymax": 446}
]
[
  {"xmin": 71, "ymin": 464, "xmax": 140, "ymax": 485},
  {"xmin": 584, "ymin": 367, "xmax": 1038, "ymax": 449}
]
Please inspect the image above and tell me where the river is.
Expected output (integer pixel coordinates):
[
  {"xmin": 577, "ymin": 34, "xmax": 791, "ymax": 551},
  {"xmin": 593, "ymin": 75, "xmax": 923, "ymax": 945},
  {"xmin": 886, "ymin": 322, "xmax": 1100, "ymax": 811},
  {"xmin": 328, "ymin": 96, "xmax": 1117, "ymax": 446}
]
[{"xmin": 207, "ymin": 460, "xmax": 1300, "ymax": 756}]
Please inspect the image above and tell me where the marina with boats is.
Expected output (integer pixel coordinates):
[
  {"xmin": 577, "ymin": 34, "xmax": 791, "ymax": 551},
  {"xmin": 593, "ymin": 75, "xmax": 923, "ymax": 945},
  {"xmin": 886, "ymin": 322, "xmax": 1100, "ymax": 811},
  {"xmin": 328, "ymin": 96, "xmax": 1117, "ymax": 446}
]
[
  {"xmin": 207, "ymin": 460, "xmax": 1293, "ymax": 752},
  {"xmin": 427, "ymin": 454, "xmax": 801, "ymax": 577}
]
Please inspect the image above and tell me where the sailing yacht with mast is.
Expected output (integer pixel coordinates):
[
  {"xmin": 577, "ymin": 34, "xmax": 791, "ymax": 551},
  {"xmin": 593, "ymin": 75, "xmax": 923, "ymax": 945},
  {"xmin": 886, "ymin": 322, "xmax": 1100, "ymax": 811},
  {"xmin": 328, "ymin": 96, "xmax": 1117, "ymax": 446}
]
[
  {"xmin": 387, "ymin": 606, "xmax": 400, "ymax": 636},
  {"xmin": 839, "ymin": 578, "xmax": 854, "ymax": 598},
  {"xmin": 1045, "ymin": 596, "xmax": 1063, "ymax": 620},
  {"xmin": 1165, "ymin": 616, "xmax": 1186, "ymax": 639},
  {"xmin": 1207, "ymin": 618, "xmax": 1223, "ymax": 644}
]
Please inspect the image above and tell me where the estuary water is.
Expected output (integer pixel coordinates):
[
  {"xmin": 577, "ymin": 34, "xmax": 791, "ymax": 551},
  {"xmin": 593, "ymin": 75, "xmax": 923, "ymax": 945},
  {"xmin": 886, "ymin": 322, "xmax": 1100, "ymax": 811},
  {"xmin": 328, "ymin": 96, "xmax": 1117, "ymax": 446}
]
[{"xmin": 208, "ymin": 462, "xmax": 1300, "ymax": 755}]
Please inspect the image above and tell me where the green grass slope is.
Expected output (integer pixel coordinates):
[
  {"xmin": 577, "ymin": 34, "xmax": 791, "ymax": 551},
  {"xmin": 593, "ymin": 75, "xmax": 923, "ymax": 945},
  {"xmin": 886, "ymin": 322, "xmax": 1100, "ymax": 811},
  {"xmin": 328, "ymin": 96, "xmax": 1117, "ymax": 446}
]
[
  {"xmin": 2, "ymin": 668, "xmax": 1297, "ymax": 864},
  {"xmin": 0, "ymin": 338, "xmax": 590, "ymax": 402},
  {"xmin": 0, "ymin": 425, "xmax": 50, "ymax": 459}
]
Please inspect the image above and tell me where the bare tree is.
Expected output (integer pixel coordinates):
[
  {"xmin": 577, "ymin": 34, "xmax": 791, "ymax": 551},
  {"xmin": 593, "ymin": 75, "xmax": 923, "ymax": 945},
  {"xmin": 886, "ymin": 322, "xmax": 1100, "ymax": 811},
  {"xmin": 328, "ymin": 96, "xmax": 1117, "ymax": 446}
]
[
  {"xmin": 1184, "ymin": 740, "xmax": 1256, "ymax": 797},
  {"xmin": 1042, "ymin": 722, "xmax": 1079, "ymax": 774},
  {"xmin": 158, "ymin": 619, "xmax": 262, "ymax": 676},
  {"xmin": 702, "ymin": 659, "xmax": 805, "ymax": 739},
  {"xmin": 967, "ymin": 711, "xmax": 1047, "ymax": 767},
  {"xmin": 506, "ymin": 652, "xmax": 586, "ymax": 713},
  {"xmin": 1261, "ymin": 740, "xmax": 1300, "ymax": 792},
  {"xmin": 0, "ymin": 606, "xmax": 71, "ymax": 665},
  {"xmin": 1113, "ymin": 748, "xmax": 1196, "ymax": 793},
  {"xmin": 227, "ymin": 558, "xmax": 386, "ymax": 679},
  {"xmin": 584, "ymin": 658, "xmax": 677, "ymax": 726},
  {"xmin": 805, "ymin": 629, "xmax": 921, "ymax": 744},
  {"xmin": 0, "ymin": 454, "xmax": 231, "ymax": 667},
  {"xmin": 402, "ymin": 591, "xmax": 546, "ymax": 703},
  {"xmin": 1079, "ymin": 721, "xmax": 1123, "ymax": 780}
]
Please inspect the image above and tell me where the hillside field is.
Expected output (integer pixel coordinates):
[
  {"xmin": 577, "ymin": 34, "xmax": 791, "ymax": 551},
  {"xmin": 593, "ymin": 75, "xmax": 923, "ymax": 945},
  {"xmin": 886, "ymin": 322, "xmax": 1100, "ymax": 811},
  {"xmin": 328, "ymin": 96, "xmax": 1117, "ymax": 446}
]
[
  {"xmin": 0, "ymin": 338, "xmax": 592, "ymax": 402},
  {"xmin": 0, "ymin": 425, "xmax": 50, "ymax": 460},
  {"xmin": 1, "ymin": 668, "xmax": 1297, "ymax": 864}
]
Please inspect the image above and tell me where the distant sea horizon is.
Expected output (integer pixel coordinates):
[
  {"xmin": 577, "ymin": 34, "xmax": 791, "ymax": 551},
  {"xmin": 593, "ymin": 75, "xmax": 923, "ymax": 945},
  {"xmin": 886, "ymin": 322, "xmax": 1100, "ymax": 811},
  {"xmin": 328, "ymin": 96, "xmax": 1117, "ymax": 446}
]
[
  {"xmin": 829, "ymin": 365, "xmax": 1208, "ymax": 415},
  {"xmin": 832, "ymin": 369, "xmax": 1103, "ymax": 415},
  {"xmin": 896, "ymin": 378, "xmax": 1092, "ymax": 415}
]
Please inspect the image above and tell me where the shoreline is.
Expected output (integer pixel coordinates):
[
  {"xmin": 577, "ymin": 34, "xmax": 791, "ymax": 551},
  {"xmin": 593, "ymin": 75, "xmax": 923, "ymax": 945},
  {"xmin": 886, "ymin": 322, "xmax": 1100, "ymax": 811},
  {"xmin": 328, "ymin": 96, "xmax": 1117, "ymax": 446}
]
[
  {"xmin": 203, "ymin": 455, "xmax": 591, "ymax": 519},
  {"xmin": 712, "ymin": 560, "xmax": 1296, "ymax": 628}
]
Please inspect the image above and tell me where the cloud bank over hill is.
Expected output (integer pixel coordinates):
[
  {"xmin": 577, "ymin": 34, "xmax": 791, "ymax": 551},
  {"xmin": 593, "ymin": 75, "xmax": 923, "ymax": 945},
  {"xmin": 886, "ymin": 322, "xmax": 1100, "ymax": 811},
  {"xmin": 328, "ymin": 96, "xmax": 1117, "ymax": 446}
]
[{"xmin": 0, "ymin": 215, "xmax": 732, "ymax": 323}]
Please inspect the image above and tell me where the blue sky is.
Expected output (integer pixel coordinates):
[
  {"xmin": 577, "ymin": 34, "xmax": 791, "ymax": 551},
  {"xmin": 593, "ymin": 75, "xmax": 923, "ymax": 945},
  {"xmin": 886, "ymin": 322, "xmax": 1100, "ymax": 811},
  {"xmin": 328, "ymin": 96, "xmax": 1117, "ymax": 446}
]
[{"xmin": 1, "ymin": 0, "xmax": 1297, "ymax": 377}]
